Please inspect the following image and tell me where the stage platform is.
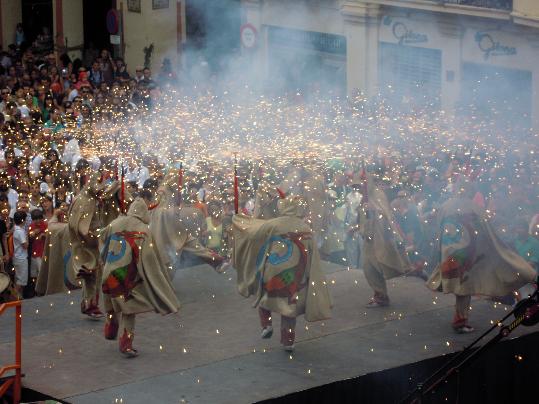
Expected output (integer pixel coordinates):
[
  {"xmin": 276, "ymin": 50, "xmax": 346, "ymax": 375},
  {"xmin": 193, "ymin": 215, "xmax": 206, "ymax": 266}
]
[{"xmin": 0, "ymin": 262, "xmax": 535, "ymax": 404}]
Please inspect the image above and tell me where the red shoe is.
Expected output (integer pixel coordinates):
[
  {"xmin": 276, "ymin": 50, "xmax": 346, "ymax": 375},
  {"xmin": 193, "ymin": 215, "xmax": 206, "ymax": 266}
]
[
  {"xmin": 119, "ymin": 329, "xmax": 138, "ymax": 357},
  {"xmin": 365, "ymin": 296, "xmax": 390, "ymax": 308},
  {"xmin": 81, "ymin": 297, "xmax": 105, "ymax": 320},
  {"xmin": 281, "ymin": 328, "xmax": 295, "ymax": 352},
  {"xmin": 104, "ymin": 314, "xmax": 119, "ymax": 340}
]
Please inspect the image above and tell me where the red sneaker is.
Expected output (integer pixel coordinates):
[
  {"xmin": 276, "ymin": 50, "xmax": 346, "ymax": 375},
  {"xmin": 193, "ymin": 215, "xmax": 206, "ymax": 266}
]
[
  {"xmin": 281, "ymin": 327, "xmax": 295, "ymax": 352},
  {"xmin": 119, "ymin": 329, "xmax": 138, "ymax": 357}
]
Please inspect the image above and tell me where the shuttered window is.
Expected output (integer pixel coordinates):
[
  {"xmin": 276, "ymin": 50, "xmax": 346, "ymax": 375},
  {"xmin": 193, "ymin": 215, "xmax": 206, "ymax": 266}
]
[
  {"xmin": 379, "ymin": 42, "xmax": 442, "ymax": 108},
  {"xmin": 460, "ymin": 62, "xmax": 532, "ymax": 128}
]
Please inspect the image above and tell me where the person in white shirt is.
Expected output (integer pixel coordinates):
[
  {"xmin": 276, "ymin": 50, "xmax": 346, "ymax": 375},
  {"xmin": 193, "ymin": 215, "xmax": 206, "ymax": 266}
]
[
  {"xmin": 12, "ymin": 211, "xmax": 28, "ymax": 299},
  {"xmin": 68, "ymin": 86, "xmax": 79, "ymax": 102}
]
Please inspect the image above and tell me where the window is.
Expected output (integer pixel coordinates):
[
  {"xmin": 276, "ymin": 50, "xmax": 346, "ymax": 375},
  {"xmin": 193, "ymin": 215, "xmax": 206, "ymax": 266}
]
[{"xmin": 379, "ymin": 42, "xmax": 442, "ymax": 108}]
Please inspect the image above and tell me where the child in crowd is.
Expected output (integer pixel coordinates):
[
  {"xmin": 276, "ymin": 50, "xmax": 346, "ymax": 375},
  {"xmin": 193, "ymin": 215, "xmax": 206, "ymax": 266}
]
[
  {"xmin": 28, "ymin": 209, "xmax": 48, "ymax": 284},
  {"xmin": 12, "ymin": 211, "xmax": 28, "ymax": 300}
]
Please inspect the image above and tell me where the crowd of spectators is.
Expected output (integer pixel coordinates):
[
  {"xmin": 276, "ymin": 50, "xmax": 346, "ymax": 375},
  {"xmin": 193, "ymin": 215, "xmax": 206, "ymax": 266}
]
[
  {"xmin": 0, "ymin": 40, "xmax": 179, "ymax": 299},
  {"xmin": 0, "ymin": 29, "xmax": 538, "ymax": 304}
]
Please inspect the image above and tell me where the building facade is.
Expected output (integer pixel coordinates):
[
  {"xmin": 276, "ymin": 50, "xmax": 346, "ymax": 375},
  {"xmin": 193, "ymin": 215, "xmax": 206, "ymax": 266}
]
[
  {"xmin": 242, "ymin": 0, "xmax": 539, "ymax": 128},
  {"xmin": 0, "ymin": 0, "xmax": 186, "ymax": 73}
]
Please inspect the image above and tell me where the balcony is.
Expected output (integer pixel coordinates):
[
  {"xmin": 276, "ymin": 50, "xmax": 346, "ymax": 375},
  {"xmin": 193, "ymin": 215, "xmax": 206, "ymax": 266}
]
[
  {"xmin": 363, "ymin": 0, "xmax": 513, "ymax": 20},
  {"xmin": 441, "ymin": 0, "xmax": 512, "ymax": 10}
]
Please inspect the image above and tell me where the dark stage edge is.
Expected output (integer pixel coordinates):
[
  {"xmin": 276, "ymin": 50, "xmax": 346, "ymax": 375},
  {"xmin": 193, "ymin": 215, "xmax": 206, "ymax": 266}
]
[
  {"xmin": 0, "ymin": 262, "xmax": 536, "ymax": 404},
  {"xmin": 260, "ymin": 331, "xmax": 539, "ymax": 404}
]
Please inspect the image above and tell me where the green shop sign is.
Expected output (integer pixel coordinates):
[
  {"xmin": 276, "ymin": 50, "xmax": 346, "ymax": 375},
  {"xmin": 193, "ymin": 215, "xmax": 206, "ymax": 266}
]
[
  {"xmin": 267, "ymin": 26, "xmax": 347, "ymax": 55},
  {"xmin": 475, "ymin": 32, "xmax": 517, "ymax": 60}
]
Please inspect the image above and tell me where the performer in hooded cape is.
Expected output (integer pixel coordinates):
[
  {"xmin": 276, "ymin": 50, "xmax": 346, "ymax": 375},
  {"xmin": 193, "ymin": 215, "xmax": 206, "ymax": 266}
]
[
  {"xmin": 232, "ymin": 194, "xmax": 332, "ymax": 351},
  {"xmin": 35, "ymin": 173, "xmax": 127, "ymax": 301},
  {"xmin": 148, "ymin": 169, "xmax": 225, "ymax": 276},
  {"xmin": 360, "ymin": 174, "xmax": 413, "ymax": 307},
  {"xmin": 427, "ymin": 181, "xmax": 536, "ymax": 333},
  {"xmin": 253, "ymin": 179, "xmax": 281, "ymax": 220},
  {"xmin": 101, "ymin": 190, "xmax": 229, "ymax": 357},
  {"xmin": 69, "ymin": 172, "xmax": 128, "ymax": 318},
  {"xmin": 279, "ymin": 165, "xmax": 329, "ymax": 248},
  {"xmin": 100, "ymin": 190, "xmax": 228, "ymax": 356},
  {"xmin": 35, "ymin": 223, "xmax": 78, "ymax": 295}
]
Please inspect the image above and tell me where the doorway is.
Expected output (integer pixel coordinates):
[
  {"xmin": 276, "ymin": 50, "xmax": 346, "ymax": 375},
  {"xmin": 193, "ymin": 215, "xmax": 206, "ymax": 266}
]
[
  {"xmin": 82, "ymin": 0, "xmax": 113, "ymax": 55},
  {"xmin": 22, "ymin": 0, "xmax": 53, "ymax": 52}
]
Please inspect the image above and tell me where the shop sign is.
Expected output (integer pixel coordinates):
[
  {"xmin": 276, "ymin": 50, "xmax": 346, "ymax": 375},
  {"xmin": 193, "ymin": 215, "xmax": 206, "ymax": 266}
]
[
  {"xmin": 152, "ymin": 0, "xmax": 169, "ymax": 10},
  {"xmin": 475, "ymin": 32, "xmax": 517, "ymax": 60},
  {"xmin": 392, "ymin": 23, "xmax": 428, "ymax": 45},
  {"xmin": 267, "ymin": 26, "xmax": 346, "ymax": 55},
  {"xmin": 383, "ymin": 17, "xmax": 428, "ymax": 46}
]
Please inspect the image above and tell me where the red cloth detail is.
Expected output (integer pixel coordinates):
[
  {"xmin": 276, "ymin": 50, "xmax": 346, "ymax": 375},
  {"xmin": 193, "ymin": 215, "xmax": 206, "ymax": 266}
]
[
  {"xmin": 29, "ymin": 220, "xmax": 48, "ymax": 258},
  {"xmin": 280, "ymin": 327, "xmax": 295, "ymax": 346},
  {"xmin": 258, "ymin": 307, "xmax": 272, "ymax": 328},
  {"xmin": 234, "ymin": 170, "xmax": 239, "ymax": 214},
  {"xmin": 452, "ymin": 313, "xmax": 468, "ymax": 329}
]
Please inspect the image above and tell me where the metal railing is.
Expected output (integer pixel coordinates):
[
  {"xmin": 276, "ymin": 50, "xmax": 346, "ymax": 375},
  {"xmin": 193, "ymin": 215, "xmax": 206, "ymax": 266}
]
[
  {"xmin": 441, "ymin": 0, "xmax": 512, "ymax": 10},
  {"xmin": 0, "ymin": 301, "xmax": 22, "ymax": 404}
]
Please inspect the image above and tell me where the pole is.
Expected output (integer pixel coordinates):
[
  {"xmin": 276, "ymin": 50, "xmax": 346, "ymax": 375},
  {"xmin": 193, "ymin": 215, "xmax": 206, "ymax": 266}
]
[
  {"xmin": 177, "ymin": 162, "xmax": 183, "ymax": 206},
  {"xmin": 120, "ymin": 161, "xmax": 125, "ymax": 214},
  {"xmin": 234, "ymin": 153, "xmax": 239, "ymax": 215},
  {"xmin": 15, "ymin": 303, "xmax": 21, "ymax": 404}
]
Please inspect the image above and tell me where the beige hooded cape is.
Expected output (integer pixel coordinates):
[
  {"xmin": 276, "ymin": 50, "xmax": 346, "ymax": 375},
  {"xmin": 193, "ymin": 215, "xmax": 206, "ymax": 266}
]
[
  {"xmin": 100, "ymin": 198, "xmax": 180, "ymax": 315},
  {"xmin": 36, "ymin": 174, "xmax": 128, "ymax": 295},
  {"xmin": 232, "ymin": 196, "xmax": 332, "ymax": 321},
  {"xmin": 253, "ymin": 181, "xmax": 280, "ymax": 219},
  {"xmin": 36, "ymin": 224, "xmax": 80, "ymax": 295},
  {"xmin": 149, "ymin": 171, "xmax": 221, "ymax": 275},
  {"xmin": 360, "ymin": 176, "xmax": 413, "ymax": 278},
  {"xmin": 279, "ymin": 168, "xmax": 329, "ymax": 243},
  {"xmin": 427, "ymin": 196, "xmax": 536, "ymax": 296},
  {"xmin": 69, "ymin": 174, "xmax": 124, "ymax": 275}
]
